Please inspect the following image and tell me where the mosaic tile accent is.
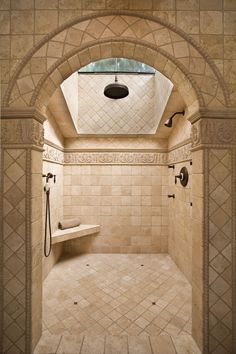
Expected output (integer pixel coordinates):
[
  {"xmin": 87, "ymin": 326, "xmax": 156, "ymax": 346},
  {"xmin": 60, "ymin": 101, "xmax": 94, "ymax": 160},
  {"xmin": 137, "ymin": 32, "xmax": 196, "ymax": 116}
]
[
  {"xmin": 207, "ymin": 149, "xmax": 234, "ymax": 354},
  {"xmin": 2, "ymin": 149, "xmax": 27, "ymax": 354}
]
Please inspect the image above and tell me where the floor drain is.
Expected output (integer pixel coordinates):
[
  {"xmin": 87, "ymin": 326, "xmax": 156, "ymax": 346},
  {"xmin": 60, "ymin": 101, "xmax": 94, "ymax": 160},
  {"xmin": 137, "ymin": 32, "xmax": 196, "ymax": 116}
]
[
  {"xmin": 74, "ymin": 301, "xmax": 78, "ymax": 305},
  {"xmin": 152, "ymin": 302, "xmax": 156, "ymax": 305}
]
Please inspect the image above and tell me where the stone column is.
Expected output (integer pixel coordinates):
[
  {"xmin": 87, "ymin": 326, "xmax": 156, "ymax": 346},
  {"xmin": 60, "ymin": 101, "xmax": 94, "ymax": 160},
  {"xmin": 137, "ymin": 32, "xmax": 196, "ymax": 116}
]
[
  {"xmin": 0, "ymin": 109, "xmax": 45, "ymax": 354},
  {"xmin": 190, "ymin": 110, "xmax": 236, "ymax": 354}
]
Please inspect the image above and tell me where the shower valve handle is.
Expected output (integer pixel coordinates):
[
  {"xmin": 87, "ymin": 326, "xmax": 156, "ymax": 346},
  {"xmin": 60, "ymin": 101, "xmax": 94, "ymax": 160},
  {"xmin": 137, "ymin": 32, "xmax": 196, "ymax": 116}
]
[
  {"xmin": 175, "ymin": 173, "xmax": 184, "ymax": 184},
  {"xmin": 42, "ymin": 173, "xmax": 56, "ymax": 183}
]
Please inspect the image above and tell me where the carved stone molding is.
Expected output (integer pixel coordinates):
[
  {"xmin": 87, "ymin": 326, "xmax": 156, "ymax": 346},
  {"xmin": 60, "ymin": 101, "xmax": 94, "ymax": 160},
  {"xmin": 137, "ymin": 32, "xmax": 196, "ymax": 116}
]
[
  {"xmin": 1, "ymin": 118, "xmax": 44, "ymax": 148},
  {"xmin": 43, "ymin": 142, "xmax": 192, "ymax": 165},
  {"xmin": 191, "ymin": 118, "xmax": 236, "ymax": 148},
  {"xmin": 43, "ymin": 144, "xmax": 64, "ymax": 164},
  {"xmin": 168, "ymin": 142, "xmax": 192, "ymax": 163},
  {"xmin": 1, "ymin": 107, "xmax": 46, "ymax": 124},
  {"xmin": 64, "ymin": 151, "xmax": 168, "ymax": 165}
]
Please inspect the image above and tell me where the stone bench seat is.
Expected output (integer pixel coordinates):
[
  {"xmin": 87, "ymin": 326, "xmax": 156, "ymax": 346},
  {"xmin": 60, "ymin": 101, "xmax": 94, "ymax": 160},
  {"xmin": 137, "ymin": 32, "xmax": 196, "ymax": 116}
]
[{"xmin": 52, "ymin": 224, "xmax": 100, "ymax": 244}]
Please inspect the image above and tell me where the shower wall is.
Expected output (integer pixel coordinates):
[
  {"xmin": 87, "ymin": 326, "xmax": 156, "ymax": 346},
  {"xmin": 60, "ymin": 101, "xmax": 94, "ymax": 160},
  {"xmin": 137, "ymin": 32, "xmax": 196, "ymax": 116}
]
[
  {"xmin": 167, "ymin": 116, "xmax": 192, "ymax": 283},
  {"xmin": 42, "ymin": 112, "xmax": 193, "ymax": 280},
  {"xmin": 168, "ymin": 161, "xmax": 192, "ymax": 282},
  {"xmin": 63, "ymin": 163, "xmax": 168, "ymax": 253},
  {"xmin": 42, "ymin": 112, "xmax": 64, "ymax": 278}
]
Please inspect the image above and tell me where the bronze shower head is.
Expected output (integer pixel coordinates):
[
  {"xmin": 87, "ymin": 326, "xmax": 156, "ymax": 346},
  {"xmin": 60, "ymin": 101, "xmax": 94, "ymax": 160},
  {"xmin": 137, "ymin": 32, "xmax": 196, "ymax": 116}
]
[{"xmin": 164, "ymin": 110, "xmax": 185, "ymax": 128}]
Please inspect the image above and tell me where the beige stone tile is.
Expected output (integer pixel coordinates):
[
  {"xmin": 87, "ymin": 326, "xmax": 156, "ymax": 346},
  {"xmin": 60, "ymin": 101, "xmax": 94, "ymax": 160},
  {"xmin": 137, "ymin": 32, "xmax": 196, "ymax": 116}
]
[
  {"xmin": 150, "ymin": 334, "xmax": 176, "ymax": 354},
  {"xmin": 128, "ymin": 335, "xmax": 152, "ymax": 354},
  {"xmin": 35, "ymin": 0, "xmax": 58, "ymax": 8},
  {"xmin": 56, "ymin": 334, "xmax": 84, "ymax": 353},
  {"xmin": 0, "ymin": 11, "xmax": 10, "ymax": 34},
  {"xmin": 0, "ymin": 0, "xmax": 10, "ymax": 9},
  {"xmin": 34, "ymin": 334, "xmax": 61, "ymax": 353},
  {"xmin": 200, "ymin": 34, "xmax": 223, "ymax": 59},
  {"xmin": 224, "ymin": 36, "xmax": 236, "ymax": 59},
  {"xmin": 59, "ymin": 0, "xmax": 82, "ymax": 9},
  {"xmin": 35, "ymin": 10, "xmax": 58, "ymax": 34},
  {"xmin": 81, "ymin": 334, "xmax": 105, "ymax": 354},
  {"xmin": 152, "ymin": 0, "xmax": 175, "ymax": 10},
  {"xmin": 105, "ymin": 335, "xmax": 128, "ymax": 354},
  {"xmin": 200, "ymin": 0, "xmax": 222, "ymax": 10},
  {"xmin": 125, "ymin": 323, "xmax": 142, "ymax": 336},
  {"xmin": 224, "ymin": 11, "xmax": 236, "ymax": 34},
  {"xmin": 11, "ymin": 0, "xmax": 34, "ymax": 9},
  {"xmin": 177, "ymin": 11, "xmax": 199, "ymax": 34},
  {"xmin": 172, "ymin": 334, "xmax": 201, "ymax": 353},
  {"xmin": 11, "ymin": 10, "xmax": 34, "ymax": 34},
  {"xmin": 224, "ymin": 0, "xmax": 236, "ymax": 10},
  {"xmin": 200, "ymin": 11, "xmax": 223, "ymax": 34},
  {"xmin": 176, "ymin": 0, "xmax": 199, "ymax": 10}
]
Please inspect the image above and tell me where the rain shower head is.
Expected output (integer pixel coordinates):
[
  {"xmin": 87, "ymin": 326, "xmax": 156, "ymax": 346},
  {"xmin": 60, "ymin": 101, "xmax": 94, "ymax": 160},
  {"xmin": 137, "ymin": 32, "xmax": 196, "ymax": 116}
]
[
  {"xmin": 164, "ymin": 110, "xmax": 185, "ymax": 128},
  {"xmin": 104, "ymin": 75, "xmax": 129, "ymax": 99}
]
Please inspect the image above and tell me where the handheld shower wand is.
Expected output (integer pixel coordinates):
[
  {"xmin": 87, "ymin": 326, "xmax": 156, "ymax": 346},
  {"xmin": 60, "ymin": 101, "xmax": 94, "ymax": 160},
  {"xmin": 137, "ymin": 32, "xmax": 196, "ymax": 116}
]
[{"xmin": 42, "ymin": 173, "xmax": 56, "ymax": 257}]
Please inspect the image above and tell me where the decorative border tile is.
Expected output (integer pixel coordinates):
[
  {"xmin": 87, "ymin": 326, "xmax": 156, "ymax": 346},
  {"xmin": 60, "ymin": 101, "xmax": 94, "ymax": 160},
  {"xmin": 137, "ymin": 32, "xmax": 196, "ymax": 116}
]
[
  {"xmin": 191, "ymin": 119, "xmax": 236, "ymax": 149},
  {"xmin": 43, "ymin": 141, "xmax": 192, "ymax": 165},
  {"xmin": 1, "ymin": 119, "xmax": 44, "ymax": 148}
]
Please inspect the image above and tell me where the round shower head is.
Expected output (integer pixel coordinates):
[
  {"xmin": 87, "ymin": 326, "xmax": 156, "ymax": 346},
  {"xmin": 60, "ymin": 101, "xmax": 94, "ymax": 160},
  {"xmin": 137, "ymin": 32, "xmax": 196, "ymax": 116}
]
[{"xmin": 104, "ymin": 76, "xmax": 129, "ymax": 99}]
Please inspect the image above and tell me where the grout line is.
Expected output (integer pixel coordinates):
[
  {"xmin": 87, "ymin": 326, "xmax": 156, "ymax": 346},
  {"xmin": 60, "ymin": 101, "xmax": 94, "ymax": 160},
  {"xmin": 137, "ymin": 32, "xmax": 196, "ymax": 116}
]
[
  {"xmin": 79, "ymin": 334, "xmax": 85, "ymax": 354},
  {"xmin": 55, "ymin": 335, "xmax": 62, "ymax": 353},
  {"xmin": 104, "ymin": 334, "xmax": 106, "ymax": 354},
  {"xmin": 170, "ymin": 335, "xmax": 178, "ymax": 354},
  {"xmin": 148, "ymin": 336, "xmax": 154, "ymax": 354}
]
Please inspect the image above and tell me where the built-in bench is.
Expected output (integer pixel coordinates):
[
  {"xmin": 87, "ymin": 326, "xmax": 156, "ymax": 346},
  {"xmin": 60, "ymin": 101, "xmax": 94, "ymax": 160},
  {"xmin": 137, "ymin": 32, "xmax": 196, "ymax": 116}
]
[{"xmin": 52, "ymin": 224, "xmax": 100, "ymax": 244}]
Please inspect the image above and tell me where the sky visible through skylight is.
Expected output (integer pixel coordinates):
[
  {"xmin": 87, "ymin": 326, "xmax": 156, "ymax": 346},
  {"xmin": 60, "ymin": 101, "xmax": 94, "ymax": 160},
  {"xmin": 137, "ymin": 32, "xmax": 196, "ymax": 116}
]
[{"xmin": 78, "ymin": 58, "xmax": 155, "ymax": 74}]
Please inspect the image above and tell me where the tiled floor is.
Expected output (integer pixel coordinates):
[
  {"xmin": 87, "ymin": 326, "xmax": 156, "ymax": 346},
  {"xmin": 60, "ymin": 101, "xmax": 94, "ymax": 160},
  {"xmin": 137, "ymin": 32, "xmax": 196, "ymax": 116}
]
[{"xmin": 35, "ymin": 254, "xmax": 200, "ymax": 353}]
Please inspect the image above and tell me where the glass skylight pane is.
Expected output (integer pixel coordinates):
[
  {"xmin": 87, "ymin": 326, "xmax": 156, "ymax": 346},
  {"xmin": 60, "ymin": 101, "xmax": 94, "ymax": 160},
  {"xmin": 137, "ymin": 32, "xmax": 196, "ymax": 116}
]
[{"xmin": 78, "ymin": 58, "xmax": 155, "ymax": 74}]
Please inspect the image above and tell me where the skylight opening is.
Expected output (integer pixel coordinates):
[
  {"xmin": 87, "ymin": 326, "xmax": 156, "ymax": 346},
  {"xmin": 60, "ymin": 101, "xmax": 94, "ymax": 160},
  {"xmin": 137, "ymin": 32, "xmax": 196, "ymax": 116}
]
[{"xmin": 78, "ymin": 58, "xmax": 155, "ymax": 74}]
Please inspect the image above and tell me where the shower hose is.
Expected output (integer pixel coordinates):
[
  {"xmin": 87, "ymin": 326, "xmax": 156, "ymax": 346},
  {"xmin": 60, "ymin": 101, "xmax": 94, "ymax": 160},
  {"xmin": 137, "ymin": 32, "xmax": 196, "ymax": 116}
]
[{"xmin": 44, "ymin": 185, "xmax": 52, "ymax": 257}]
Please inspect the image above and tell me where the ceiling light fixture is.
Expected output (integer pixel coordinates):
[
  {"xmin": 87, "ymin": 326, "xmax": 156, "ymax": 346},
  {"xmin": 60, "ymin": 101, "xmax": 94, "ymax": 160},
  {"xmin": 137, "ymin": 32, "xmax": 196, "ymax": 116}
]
[{"xmin": 164, "ymin": 110, "xmax": 185, "ymax": 128}]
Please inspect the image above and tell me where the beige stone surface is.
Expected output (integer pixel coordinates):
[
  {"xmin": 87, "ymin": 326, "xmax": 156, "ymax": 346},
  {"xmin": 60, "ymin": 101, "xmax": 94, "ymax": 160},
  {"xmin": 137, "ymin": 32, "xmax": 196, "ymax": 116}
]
[
  {"xmin": 41, "ymin": 254, "xmax": 192, "ymax": 339},
  {"xmin": 177, "ymin": 0, "xmax": 199, "ymax": 11},
  {"xmin": 168, "ymin": 159, "xmax": 192, "ymax": 283},
  {"xmin": 200, "ymin": 11, "xmax": 223, "ymax": 34},
  {"xmin": 35, "ymin": 10, "xmax": 58, "ymax": 34},
  {"xmin": 63, "ymin": 164, "xmax": 168, "ymax": 254},
  {"xmin": 0, "ymin": 11, "xmax": 9, "ymax": 34},
  {"xmin": 177, "ymin": 11, "xmax": 199, "ymax": 34},
  {"xmin": 200, "ymin": 0, "xmax": 222, "ymax": 10},
  {"xmin": 200, "ymin": 34, "xmax": 223, "ymax": 59},
  {"xmin": 11, "ymin": 10, "xmax": 34, "ymax": 34},
  {"xmin": 224, "ymin": 11, "xmax": 236, "ymax": 35}
]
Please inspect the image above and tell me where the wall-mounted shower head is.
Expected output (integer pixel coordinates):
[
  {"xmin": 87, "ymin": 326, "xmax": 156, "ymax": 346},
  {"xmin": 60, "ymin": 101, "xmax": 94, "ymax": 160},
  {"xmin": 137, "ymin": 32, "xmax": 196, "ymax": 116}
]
[{"xmin": 164, "ymin": 110, "xmax": 185, "ymax": 128}]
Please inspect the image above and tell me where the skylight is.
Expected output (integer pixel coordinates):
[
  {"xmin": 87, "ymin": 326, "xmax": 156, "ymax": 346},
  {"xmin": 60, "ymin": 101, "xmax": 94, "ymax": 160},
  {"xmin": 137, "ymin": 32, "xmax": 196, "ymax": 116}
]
[{"xmin": 78, "ymin": 58, "xmax": 155, "ymax": 74}]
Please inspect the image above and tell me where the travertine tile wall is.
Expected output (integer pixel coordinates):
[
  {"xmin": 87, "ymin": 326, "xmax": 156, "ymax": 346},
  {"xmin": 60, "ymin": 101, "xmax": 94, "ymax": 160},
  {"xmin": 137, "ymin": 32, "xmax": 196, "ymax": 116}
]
[
  {"xmin": 191, "ymin": 149, "xmax": 204, "ymax": 351},
  {"xmin": 0, "ymin": 0, "xmax": 236, "ymax": 107},
  {"xmin": 63, "ymin": 164, "xmax": 168, "ymax": 253},
  {"xmin": 168, "ymin": 160, "xmax": 192, "ymax": 283},
  {"xmin": 42, "ymin": 161, "xmax": 64, "ymax": 279},
  {"xmin": 42, "ymin": 113, "xmax": 64, "ymax": 279},
  {"xmin": 1, "ymin": 114, "xmax": 45, "ymax": 354},
  {"xmin": 167, "ymin": 117, "xmax": 192, "ymax": 283}
]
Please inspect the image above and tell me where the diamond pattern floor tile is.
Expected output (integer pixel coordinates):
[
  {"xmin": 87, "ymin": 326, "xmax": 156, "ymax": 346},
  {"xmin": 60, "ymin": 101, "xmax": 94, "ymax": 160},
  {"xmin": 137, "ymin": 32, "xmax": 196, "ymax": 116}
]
[{"xmin": 42, "ymin": 254, "xmax": 192, "ymax": 338}]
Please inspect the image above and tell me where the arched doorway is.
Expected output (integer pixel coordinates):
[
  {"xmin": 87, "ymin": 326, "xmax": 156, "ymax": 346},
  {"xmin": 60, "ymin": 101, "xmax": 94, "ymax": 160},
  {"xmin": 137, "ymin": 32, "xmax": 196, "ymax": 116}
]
[{"xmin": 1, "ymin": 11, "xmax": 234, "ymax": 354}]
